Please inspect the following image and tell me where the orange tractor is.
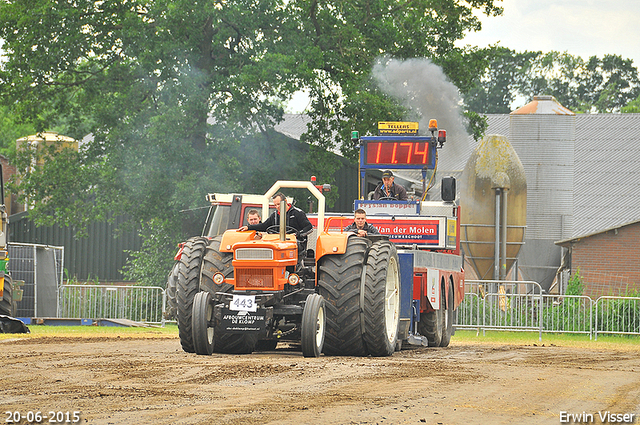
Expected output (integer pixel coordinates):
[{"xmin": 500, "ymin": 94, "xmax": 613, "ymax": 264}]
[{"xmin": 176, "ymin": 180, "xmax": 401, "ymax": 357}]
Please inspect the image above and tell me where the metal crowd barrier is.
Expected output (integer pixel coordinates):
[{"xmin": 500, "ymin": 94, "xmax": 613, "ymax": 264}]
[
  {"xmin": 458, "ymin": 280, "xmax": 543, "ymax": 340},
  {"xmin": 541, "ymin": 294, "xmax": 593, "ymax": 336},
  {"xmin": 456, "ymin": 280, "xmax": 640, "ymax": 340},
  {"xmin": 58, "ymin": 284, "xmax": 167, "ymax": 325},
  {"xmin": 595, "ymin": 296, "xmax": 640, "ymax": 340}
]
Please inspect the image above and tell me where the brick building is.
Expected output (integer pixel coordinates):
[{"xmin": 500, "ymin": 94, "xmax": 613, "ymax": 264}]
[{"xmin": 556, "ymin": 220, "xmax": 640, "ymax": 298}]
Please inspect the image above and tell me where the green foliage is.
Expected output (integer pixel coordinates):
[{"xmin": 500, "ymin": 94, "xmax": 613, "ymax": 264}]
[
  {"xmin": 122, "ymin": 219, "xmax": 182, "ymax": 287},
  {"xmin": 566, "ymin": 269, "xmax": 584, "ymax": 296},
  {"xmin": 0, "ymin": 105, "xmax": 34, "ymax": 157},
  {"xmin": 621, "ymin": 95, "xmax": 640, "ymax": 113},
  {"xmin": 463, "ymin": 110, "xmax": 488, "ymax": 142},
  {"xmin": 0, "ymin": 0, "xmax": 503, "ymax": 280},
  {"xmin": 464, "ymin": 48, "xmax": 640, "ymax": 113}
]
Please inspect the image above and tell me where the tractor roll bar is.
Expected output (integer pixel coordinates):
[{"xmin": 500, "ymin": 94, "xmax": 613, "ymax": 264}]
[{"xmin": 262, "ymin": 181, "xmax": 325, "ymax": 235}]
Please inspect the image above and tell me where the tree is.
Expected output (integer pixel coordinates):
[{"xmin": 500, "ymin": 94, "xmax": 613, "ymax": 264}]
[
  {"xmin": 621, "ymin": 95, "xmax": 640, "ymax": 113},
  {"xmin": 464, "ymin": 47, "xmax": 538, "ymax": 114},
  {"xmin": 0, "ymin": 0, "xmax": 502, "ymax": 284},
  {"xmin": 0, "ymin": 105, "xmax": 35, "ymax": 157},
  {"xmin": 464, "ymin": 48, "xmax": 640, "ymax": 114}
]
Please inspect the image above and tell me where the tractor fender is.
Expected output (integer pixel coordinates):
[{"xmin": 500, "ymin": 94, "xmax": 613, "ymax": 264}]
[{"xmin": 315, "ymin": 232, "xmax": 351, "ymax": 263}]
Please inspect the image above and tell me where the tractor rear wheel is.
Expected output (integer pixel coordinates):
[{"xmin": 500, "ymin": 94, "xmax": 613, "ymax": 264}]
[
  {"xmin": 363, "ymin": 241, "xmax": 400, "ymax": 356},
  {"xmin": 419, "ymin": 279, "xmax": 444, "ymax": 347},
  {"xmin": 200, "ymin": 237, "xmax": 234, "ymax": 294},
  {"xmin": 165, "ymin": 262, "xmax": 179, "ymax": 321},
  {"xmin": 192, "ymin": 291, "xmax": 215, "ymax": 355},
  {"xmin": 301, "ymin": 293, "xmax": 326, "ymax": 358},
  {"xmin": 439, "ymin": 282, "xmax": 454, "ymax": 347},
  {"xmin": 317, "ymin": 236, "xmax": 371, "ymax": 356},
  {"xmin": 176, "ymin": 237, "xmax": 209, "ymax": 353},
  {"xmin": 0, "ymin": 275, "xmax": 14, "ymax": 317}
]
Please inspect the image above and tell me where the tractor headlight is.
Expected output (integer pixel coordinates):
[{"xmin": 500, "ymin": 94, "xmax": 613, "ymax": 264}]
[
  {"xmin": 287, "ymin": 273, "xmax": 300, "ymax": 285},
  {"xmin": 213, "ymin": 272, "xmax": 225, "ymax": 285}
]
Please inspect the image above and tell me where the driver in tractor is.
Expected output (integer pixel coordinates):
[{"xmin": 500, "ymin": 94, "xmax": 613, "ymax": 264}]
[
  {"xmin": 344, "ymin": 208, "xmax": 380, "ymax": 237},
  {"xmin": 373, "ymin": 170, "xmax": 407, "ymax": 201},
  {"xmin": 246, "ymin": 209, "xmax": 263, "ymax": 239},
  {"xmin": 239, "ymin": 192, "xmax": 313, "ymax": 260}
]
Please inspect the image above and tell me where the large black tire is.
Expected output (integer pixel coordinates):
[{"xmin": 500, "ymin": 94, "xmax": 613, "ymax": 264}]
[
  {"xmin": 439, "ymin": 282, "xmax": 454, "ymax": 347},
  {"xmin": 192, "ymin": 291, "xmax": 215, "ymax": 355},
  {"xmin": 418, "ymin": 278, "xmax": 444, "ymax": 347},
  {"xmin": 0, "ymin": 275, "xmax": 14, "ymax": 317},
  {"xmin": 176, "ymin": 237, "xmax": 209, "ymax": 353},
  {"xmin": 317, "ymin": 237, "xmax": 371, "ymax": 356},
  {"xmin": 363, "ymin": 241, "xmax": 400, "ymax": 357},
  {"xmin": 200, "ymin": 237, "xmax": 234, "ymax": 294},
  {"xmin": 301, "ymin": 293, "xmax": 326, "ymax": 358},
  {"xmin": 201, "ymin": 237, "xmax": 257, "ymax": 354},
  {"xmin": 165, "ymin": 262, "xmax": 179, "ymax": 321}
]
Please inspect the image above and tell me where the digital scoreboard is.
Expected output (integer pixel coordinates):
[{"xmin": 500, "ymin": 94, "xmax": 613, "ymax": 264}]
[
  {"xmin": 356, "ymin": 121, "xmax": 443, "ymax": 172},
  {"xmin": 364, "ymin": 139, "xmax": 433, "ymax": 166}
]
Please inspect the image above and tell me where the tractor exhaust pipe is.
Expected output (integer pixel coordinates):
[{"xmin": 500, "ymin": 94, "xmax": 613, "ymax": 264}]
[{"xmin": 279, "ymin": 197, "xmax": 286, "ymax": 241}]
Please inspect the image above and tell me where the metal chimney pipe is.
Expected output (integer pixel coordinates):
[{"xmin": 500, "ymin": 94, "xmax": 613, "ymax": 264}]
[
  {"xmin": 279, "ymin": 197, "xmax": 286, "ymax": 241},
  {"xmin": 500, "ymin": 189, "xmax": 508, "ymax": 281}
]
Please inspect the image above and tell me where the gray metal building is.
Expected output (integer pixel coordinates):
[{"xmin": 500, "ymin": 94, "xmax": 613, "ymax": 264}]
[{"xmin": 481, "ymin": 108, "xmax": 640, "ymax": 291}]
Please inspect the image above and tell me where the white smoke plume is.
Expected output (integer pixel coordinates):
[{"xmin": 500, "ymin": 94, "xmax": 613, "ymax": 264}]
[{"xmin": 372, "ymin": 57, "xmax": 472, "ymax": 171}]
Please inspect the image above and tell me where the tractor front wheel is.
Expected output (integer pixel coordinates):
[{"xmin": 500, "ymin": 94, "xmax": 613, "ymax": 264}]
[
  {"xmin": 301, "ymin": 293, "xmax": 326, "ymax": 358},
  {"xmin": 439, "ymin": 282, "xmax": 454, "ymax": 347},
  {"xmin": 0, "ymin": 275, "xmax": 14, "ymax": 317},
  {"xmin": 165, "ymin": 262, "xmax": 179, "ymax": 321},
  {"xmin": 192, "ymin": 291, "xmax": 215, "ymax": 355}
]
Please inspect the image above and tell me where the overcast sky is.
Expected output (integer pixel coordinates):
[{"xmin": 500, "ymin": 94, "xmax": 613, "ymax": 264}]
[
  {"xmin": 459, "ymin": 0, "xmax": 640, "ymax": 67},
  {"xmin": 288, "ymin": 1, "xmax": 640, "ymax": 113}
]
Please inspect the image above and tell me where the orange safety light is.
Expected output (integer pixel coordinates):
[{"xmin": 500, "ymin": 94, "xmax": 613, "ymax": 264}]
[{"xmin": 428, "ymin": 119, "xmax": 438, "ymax": 132}]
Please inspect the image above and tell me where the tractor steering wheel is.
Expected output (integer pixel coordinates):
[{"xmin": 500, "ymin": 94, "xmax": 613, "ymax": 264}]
[
  {"xmin": 266, "ymin": 225, "xmax": 300, "ymax": 237},
  {"xmin": 377, "ymin": 196, "xmax": 397, "ymax": 201}
]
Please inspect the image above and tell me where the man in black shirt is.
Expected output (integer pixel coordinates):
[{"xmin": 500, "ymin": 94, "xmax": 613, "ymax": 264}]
[
  {"xmin": 373, "ymin": 170, "xmax": 408, "ymax": 201},
  {"xmin": 344, "ymin": 209, "xmax": 380, "ymax": 237},
  {"xmin": 239, "ymin": 192, "xmax": 313, "ymax": 253}
]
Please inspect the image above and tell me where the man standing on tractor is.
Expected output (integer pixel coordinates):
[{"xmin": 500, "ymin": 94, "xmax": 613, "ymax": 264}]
[
  {"xmin": 344, "ymin": 209, "xmax": 380, "ymax": 237},
  {"xmin": 239, "ymin": 192, "xmax": 313, "ymax": 253},
  {"xmin": 373, "ymin": 170, "xmax": 407, "ymax": 201}
]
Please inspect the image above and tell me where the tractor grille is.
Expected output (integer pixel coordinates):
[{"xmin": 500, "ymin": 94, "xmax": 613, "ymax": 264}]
[
  {"xmin": 235, "ymin": 269, "xmax": 274, "ymax": 289},
  {"xmin": 236, "ymin": 248, "xmax": 273, "ymax": 260}
]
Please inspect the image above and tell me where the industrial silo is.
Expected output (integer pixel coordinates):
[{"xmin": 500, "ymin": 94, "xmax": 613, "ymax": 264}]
[
  {"xmin": 460, "ymin": 135, "xmax": 527, "ymax": 281},
  {"xmin": 509, "ymin": 95, "xmax": 575, "ymax": 291}
]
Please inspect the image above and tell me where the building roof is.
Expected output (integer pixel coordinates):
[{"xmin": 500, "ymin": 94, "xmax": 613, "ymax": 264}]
[
  {"xmin": 274, "ymin": 114, "xmax": 313, "ymax": 141},
  {"xmin": 555, "ymin": 218, "xmax": 640, "ymax": 246}
]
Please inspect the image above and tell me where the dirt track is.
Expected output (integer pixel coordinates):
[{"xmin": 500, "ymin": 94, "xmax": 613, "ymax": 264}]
[{"xmin": 2, "ymin": 333, "xmax": 639, "ymax": 425}]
